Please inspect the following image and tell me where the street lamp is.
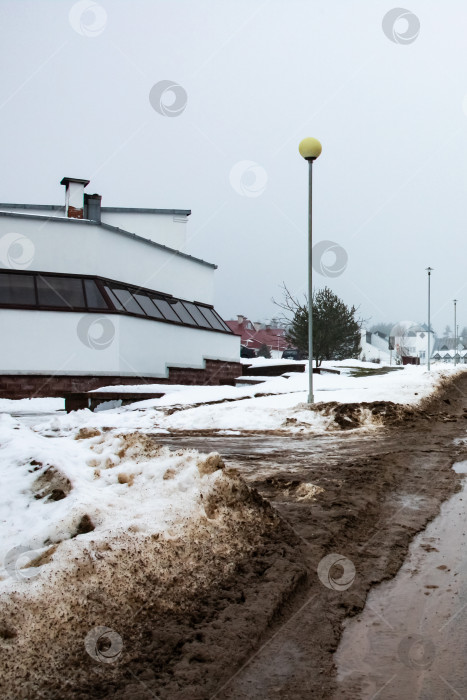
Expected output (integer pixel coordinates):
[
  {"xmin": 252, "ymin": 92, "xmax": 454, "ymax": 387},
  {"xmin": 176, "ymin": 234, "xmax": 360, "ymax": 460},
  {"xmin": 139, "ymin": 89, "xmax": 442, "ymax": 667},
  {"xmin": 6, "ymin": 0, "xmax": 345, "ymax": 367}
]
[
  {"xmin": 426, "ymin": 267, "xmax": 433, "ymax": 370},
  {"xmin": 454, "ymin": 299, "xmax": 458, "ymax": 366},
  {"xmin": 299, "ymin": 137, "xmax": 322, "ymax": 404}
]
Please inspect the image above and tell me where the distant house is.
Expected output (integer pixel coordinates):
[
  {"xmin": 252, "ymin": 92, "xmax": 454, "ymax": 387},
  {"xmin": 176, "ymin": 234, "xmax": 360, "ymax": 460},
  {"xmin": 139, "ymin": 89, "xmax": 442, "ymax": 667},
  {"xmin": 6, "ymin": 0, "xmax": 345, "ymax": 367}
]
[
  {"xmin": 432, "ymin": 337, "xmax": 467, "ymax": 363},
  {"xmin": 0, "ymin": 177, "xmax": 240, "ymax": 398},
  {"xmin": 226, "ymin": 315, "xmax": 289, "ymax": 358},
  {"xmin": 390, "ymin": 323, "xmax": 435, "ymax": 365},
  {"xmin": 359, "ymin": 330, "xmax": 391, "ymax": 364}
]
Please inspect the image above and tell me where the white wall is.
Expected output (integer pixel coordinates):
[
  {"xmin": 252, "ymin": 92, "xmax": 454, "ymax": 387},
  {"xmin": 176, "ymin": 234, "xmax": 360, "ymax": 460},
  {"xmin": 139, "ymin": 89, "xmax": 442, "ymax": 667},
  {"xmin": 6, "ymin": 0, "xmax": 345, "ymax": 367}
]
[
  {"xmin": 0, "ymin": 309, "xmax": 240, "ymax": 376},
  {"xmin": 100, "ymin": 212, "xmax": 188, "ymax": 249},
  {"xmin": 0, "ymin": 215, "xmax": 214, "ymax": 304}
]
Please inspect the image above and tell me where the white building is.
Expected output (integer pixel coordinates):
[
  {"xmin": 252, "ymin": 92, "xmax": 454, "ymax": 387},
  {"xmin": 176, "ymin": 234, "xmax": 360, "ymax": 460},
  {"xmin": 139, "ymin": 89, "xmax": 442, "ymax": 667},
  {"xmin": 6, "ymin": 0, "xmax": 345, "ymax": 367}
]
[
  {"xmin": 0, "ymin": 177, "xmax": 240, "ymax": 398},
  {"xmin": 359, "ymin": 330, "xmax": 391, "ymax": 364},
  {"xmin": 389, "ymin": 322, "xmax": 435, "ymax": 365}
]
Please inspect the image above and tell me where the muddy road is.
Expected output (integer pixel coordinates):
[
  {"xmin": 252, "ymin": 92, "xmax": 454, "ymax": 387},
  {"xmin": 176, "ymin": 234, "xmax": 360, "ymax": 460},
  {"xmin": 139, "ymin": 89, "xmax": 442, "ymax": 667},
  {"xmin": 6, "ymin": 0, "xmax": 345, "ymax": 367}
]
[
  {"xmin": 150, "ymin": 373, "xmax": 467, "ymax": 699},
  {"xmin": 334, "ymin": 459, "xmax": 467, "ymax": 699}
]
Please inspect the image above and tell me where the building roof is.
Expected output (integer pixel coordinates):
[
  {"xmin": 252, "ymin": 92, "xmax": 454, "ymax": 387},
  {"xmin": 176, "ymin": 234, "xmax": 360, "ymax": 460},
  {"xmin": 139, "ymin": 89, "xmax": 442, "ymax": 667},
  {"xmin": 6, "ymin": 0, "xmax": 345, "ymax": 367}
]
[
  {"xmin": 433, "ymin": 338, "xmax": 466, "ymax": 352},
  {"xmin": 408, "ymin": 323, "xmax": 431, "ymax": 333},
  {"xmin": 0, "ymin": 210, "xmax": 214, "ymax": 269},
  {"xmin": 0, "ymin": 203, "xmax": 191, "ymax": 216},
  {"xmin": 226, "ymin": 318, "xmax": 289, "ymax": 351}
]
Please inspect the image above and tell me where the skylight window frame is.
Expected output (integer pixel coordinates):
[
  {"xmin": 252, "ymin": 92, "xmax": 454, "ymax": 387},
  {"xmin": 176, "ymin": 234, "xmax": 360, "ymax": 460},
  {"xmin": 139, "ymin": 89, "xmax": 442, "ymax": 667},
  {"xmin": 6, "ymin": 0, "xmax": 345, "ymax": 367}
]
[{"xmin": 0, "ymin": 269, "xmax": 233, "ymax": 335}]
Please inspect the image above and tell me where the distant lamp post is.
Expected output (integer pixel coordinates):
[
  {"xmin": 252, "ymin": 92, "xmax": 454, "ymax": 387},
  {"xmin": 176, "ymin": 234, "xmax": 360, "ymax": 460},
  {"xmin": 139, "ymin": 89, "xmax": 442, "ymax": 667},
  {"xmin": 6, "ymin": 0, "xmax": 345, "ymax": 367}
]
[
  {"xmin": 426, "ymin": 267, "xmax": 433, "ymax": 370},
  {"xmin": 299, "ymin": 137, "xmax": 322, "ymax": 404},
  {"xmin": 454, "ymin": 299, "xmax": 458, "ymax": 366}
]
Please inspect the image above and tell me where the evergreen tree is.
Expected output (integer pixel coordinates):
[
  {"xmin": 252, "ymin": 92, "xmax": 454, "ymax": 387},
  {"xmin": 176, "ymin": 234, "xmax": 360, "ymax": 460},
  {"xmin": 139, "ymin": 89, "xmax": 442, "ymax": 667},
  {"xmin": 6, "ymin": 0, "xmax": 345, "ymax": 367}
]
[
  {"xmin": 257, "ymin": 343, "xmax": 271, "ymax": 359},
  {"xmin": 278, "ymin": 286, "xmax": 361, "ymax": 366}
]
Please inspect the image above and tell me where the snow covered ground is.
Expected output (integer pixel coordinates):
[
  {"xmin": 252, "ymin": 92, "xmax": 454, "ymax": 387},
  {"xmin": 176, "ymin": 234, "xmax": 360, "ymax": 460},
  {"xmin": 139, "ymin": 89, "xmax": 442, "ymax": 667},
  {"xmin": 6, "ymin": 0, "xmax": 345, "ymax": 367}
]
[
  {"xmin": 2, "ymin": 361, "xmax": 462, "ymax": 436},
  {"xmin": 1, "ymin": 360, "xmax": 464, "ymax": 587}
]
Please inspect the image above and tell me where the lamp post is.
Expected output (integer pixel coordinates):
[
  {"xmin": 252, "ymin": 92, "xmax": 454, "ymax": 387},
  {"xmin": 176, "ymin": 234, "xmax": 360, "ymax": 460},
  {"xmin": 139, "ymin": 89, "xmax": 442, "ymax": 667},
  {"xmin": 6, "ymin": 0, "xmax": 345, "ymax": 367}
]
[
  {"xmin": 426, "ymin": 267, "xmax": 433, "ymax": 370},
  {"xmin": 299, "ymin": 137, "xmax": 322, "ymax": 404},
  {"xmin": 454, "ymin": 299, "xmax": 458, "ymax": 366}
]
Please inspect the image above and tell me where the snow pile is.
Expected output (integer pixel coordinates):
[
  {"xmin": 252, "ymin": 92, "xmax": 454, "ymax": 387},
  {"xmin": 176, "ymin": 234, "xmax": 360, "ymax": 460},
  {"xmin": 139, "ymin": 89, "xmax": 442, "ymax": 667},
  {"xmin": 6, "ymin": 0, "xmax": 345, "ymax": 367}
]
[
  {"xmin": 0, "ymin": 415, "xmax": 229, "ymax": 581},
  {"xmin": 0, "ymin": 414, "xmax": 281, "ymax": 696},
  {"xmin": 0, "ymin": 415, "xmax": 265, "ymax": 589},
  {"xmin": 149, "ymin": 364, "xmax": 464, "ymax": 432}
]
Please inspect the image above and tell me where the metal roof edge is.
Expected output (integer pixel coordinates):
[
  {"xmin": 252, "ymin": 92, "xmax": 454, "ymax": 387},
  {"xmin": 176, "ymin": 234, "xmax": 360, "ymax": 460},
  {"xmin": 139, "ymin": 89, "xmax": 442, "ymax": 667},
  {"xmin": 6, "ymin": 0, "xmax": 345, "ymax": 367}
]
[
  {"xmin": 0, "ymin": 211, "xmax": 95, "ymax": 223},
  {"xmin": 0, "ymin": 203, "xmax": 191, "ymax": 216},
  {"xmin": 0, "ymin": 203, "xmax": 64, "ymax": 211},
  {"xmin": 101, "ymin": 207, "xmax": 191, "ymax": 215}
]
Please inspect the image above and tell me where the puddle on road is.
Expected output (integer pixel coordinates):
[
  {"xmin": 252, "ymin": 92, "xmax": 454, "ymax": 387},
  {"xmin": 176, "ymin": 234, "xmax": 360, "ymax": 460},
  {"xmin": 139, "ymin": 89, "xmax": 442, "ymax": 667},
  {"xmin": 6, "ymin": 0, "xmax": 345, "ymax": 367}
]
[{"xmin": 334, "ymin": 463, "xmax": 467, "ymax": 699}]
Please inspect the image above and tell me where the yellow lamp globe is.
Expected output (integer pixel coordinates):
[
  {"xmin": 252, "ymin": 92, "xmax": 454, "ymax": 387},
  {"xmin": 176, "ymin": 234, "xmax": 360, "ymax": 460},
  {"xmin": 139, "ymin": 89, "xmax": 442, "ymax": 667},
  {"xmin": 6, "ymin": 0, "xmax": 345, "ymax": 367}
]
[{"xmin": 298, "ymin": 137, "xmax": 322, "ymax": 160}]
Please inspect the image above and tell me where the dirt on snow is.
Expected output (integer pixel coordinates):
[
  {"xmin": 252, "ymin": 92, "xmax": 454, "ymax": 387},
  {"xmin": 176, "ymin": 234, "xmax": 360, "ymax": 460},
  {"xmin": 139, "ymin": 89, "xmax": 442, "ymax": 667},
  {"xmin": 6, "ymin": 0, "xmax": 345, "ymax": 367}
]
[{"xmin": 3, "ymin": 373, "xmax": 467, "ymax": 698}]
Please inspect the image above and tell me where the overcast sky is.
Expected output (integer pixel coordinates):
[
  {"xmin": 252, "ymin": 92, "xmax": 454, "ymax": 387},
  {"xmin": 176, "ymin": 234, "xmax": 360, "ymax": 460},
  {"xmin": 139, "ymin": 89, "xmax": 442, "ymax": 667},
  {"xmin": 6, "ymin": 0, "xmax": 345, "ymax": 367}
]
[{"xmin": 1, "ymin": 0, "xmax": 467, "ymax": 334}]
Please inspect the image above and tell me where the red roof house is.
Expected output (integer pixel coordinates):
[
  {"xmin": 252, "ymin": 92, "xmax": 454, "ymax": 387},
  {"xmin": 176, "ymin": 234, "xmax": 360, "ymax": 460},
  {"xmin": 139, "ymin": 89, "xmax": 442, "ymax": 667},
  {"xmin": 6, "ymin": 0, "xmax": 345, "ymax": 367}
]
[{"xmin": 226, "ymin": 315, "xmax": 289, "ymax": 354}]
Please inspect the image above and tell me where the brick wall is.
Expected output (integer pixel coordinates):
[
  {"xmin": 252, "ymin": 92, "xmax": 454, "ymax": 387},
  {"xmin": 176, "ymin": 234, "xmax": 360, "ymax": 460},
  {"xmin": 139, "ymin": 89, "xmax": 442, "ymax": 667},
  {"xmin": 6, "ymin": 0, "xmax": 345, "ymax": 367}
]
[{"xmin": 0, "ymin": 360, "xmax": 242, "ymax": 399}]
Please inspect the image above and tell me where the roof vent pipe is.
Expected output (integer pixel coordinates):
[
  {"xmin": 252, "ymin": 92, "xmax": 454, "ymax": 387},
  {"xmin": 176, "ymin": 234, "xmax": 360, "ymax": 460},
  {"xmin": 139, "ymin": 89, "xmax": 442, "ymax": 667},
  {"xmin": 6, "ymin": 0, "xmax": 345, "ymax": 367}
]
[{"xmin": 84, "ymin": 193, "xmax": 102, "ymax": 222}]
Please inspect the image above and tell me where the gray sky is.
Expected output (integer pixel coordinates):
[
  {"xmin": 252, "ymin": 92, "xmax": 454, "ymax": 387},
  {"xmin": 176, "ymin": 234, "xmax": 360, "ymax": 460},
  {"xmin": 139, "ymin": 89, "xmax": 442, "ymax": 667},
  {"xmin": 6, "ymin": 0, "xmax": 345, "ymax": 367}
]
[{"xmin": 1, "ymin": 0, "xmax": 467, "ymax": 335}]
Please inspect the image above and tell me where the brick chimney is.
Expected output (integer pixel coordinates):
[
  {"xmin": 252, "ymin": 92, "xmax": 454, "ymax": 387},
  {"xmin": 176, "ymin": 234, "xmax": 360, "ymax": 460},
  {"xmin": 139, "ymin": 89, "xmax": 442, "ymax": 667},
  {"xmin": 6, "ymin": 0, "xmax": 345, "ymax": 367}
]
[{"xmin": 60, "ymin": 177, "xmax": 90, "ymax": 219}]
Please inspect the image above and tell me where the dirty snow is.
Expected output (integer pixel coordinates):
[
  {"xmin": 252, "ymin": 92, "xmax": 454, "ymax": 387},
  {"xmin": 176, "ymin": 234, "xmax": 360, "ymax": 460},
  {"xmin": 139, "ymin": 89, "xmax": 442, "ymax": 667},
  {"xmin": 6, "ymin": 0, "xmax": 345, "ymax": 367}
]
[
  {"xmin": 0, "ymin": 414, "xmax": 228, "ymax": 593},
  {"xmin": 0, "ymin": 413, "xmax": 281, "ymax": 698}
]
